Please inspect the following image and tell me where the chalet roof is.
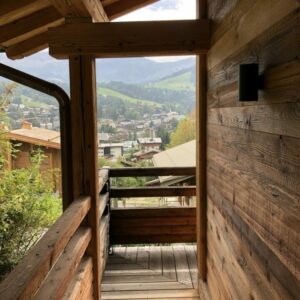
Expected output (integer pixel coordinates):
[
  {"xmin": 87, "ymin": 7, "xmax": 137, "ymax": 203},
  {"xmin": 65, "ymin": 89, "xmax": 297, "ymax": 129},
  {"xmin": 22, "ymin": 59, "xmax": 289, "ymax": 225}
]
[
  {"xmin": 152, "ymin": 140, "xmax": 195, "ymax": 167},
  {"xmin": 8, "ymin": 126, "xmax": 60, "ymax": 149},
  {"xmin": 0, "ymin": 0, "xmax": 159, "ymax": 60},
  {"xmin": 152, "ymin": 140, "xmax": 195, "ymax": 186},
  {"xmin": 100, "ymin": 143, "xmax": 123, "ymax": 148}
]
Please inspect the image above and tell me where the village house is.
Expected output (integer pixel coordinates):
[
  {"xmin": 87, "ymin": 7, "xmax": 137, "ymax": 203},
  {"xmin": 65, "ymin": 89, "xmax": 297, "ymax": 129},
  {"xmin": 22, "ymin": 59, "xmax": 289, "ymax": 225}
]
[
  {"xmin": 7, "ymin": 121, "xmax": 61, "ymax": 193},
  {"xmin": 137, "ymin": 137, "xmax": 162, "ymax": 152},
  {"xmin": 98, "ymin": 143, "xmax": 123, "ymax": 160}
]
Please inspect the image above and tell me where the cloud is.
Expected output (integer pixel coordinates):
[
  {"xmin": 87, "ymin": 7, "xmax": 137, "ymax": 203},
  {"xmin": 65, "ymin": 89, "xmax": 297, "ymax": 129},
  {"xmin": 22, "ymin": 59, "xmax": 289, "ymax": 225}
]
[{"xmin": 116, "ymin": 0, "xmax": 196, "ymax": 21}]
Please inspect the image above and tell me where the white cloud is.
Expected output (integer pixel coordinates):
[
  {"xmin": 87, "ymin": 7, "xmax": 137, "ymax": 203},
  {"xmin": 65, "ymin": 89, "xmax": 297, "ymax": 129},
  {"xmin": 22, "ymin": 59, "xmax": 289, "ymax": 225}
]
[
  {"xmin": 116, "ymin": 0, "xmax": 196, "ymax": 62},
  {"xmin": 116, "ymin": 0, "xmax": 196, "ymax": 22}
]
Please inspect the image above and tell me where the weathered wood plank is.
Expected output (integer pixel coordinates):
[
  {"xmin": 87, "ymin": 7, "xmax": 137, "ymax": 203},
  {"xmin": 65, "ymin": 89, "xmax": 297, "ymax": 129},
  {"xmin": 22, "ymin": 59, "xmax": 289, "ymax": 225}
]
[
  {"xmin": 48, "ymin": 20, "xmax": 210, "ymax": 58},
  {"xmin": 0, "ymin": 6, "xmax": 63, "ymax": 46},
  {"xmin": 208, "ymin": 60, "xmax": 300, "ymax": 108},
  {"xmin": 208, "ymin": 102, "xmax": 300, "ymax": 138},
  {"xmin": 69, "ymin": 55, "xmax": 101, "ymax": 299},
  {"xmin": 0, "ymin": 0, "xmax": 49, "ymax": 26},
  {"xmin": 62, "ymin": 256, "xmax": 93, "ymax": 300},
  {"xmin": 110, "ymin": 186, "xmax": 196, "ymax": 198},
  {"xmin": 50, "ymin": 0, "xmax": 108, "ymax": 21},
  {"xmin": 6, "ymin": 32, "xmax": 48, "ymax": 59},
  {"xmin": 0, "ymin": 196, "xmax": 90, "ymax": 300},
  {"xmin": 109, "ymin": 167, "xmax": 196, "ymax": 177},
  {"xmin": 207, "ymin": 0, "xmax": 299, "ymax": 70},
  {"xmin": 35, "ymin": 227, "xmax": 92, "ymax": 299},
  {"xmin": 208, "ymin": 123, "xmax": 300, "ymax": 197},
  {"xmin": 162, "ymin": 246, "xmax": 177, "ymax": 281},
  {"xmin": 99, "ymin": 192, "xmax": 109, "ymax": 218},
  {"xmin": 208, "ymin": 8, "xmax": 300, "ymax": 93},
  {"xmin": 104, "ymin": 0, "xmax": 159, "ymax": 20},
  {"xmin": 111, "ymin": 207, "xmax": 196, "ymax": 218}
]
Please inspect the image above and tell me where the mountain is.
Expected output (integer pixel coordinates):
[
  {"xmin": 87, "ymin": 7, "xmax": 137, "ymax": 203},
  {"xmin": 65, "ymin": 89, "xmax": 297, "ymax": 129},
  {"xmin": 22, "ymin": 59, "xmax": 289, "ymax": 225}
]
[{"xmin": 0, "ymin": 51, "xmax": 195, "ymax": 85}]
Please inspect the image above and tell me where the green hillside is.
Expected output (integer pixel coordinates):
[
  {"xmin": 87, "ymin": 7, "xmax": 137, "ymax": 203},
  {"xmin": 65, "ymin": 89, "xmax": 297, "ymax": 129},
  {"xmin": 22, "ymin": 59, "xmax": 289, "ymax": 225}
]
[
  {"xmin": 148, "ymin": 70, "xmax": 195, "ymax": 91},
  {"xmin": 98, "ymin": 87, "xmax": 162, "ymax": 107}
]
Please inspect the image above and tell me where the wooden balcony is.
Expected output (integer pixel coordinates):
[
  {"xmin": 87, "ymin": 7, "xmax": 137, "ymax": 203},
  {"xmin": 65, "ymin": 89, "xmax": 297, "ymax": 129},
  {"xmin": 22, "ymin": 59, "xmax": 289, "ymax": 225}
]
[
  {"xmin": 0, "ymin": 167, "xmax": 197, "ymax": 299},
  {"xmin": 101, "ymin": 245, "xmax": 199, "ymax": 300}
]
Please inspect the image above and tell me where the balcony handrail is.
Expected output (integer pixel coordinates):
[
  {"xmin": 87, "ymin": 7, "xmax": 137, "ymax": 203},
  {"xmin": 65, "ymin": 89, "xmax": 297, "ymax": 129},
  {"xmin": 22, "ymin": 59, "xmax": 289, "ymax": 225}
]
[
  {"xmin": 0, "ymin": 196, "xmax": 91, "ymax": 300},
  {"xmin": 107, "ymin": 166, "xmax": 196, "ymax": 177}
]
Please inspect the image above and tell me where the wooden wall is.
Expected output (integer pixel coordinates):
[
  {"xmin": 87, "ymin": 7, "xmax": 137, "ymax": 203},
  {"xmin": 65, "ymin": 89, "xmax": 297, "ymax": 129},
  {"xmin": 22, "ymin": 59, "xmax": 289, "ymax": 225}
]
[
  {"xmin": 206, "ymin": 0, "xmax": 300, "ymax": 299},
  {"xmin": 11, "ymin": 142, "xmax": 62, "ymax": 193}
]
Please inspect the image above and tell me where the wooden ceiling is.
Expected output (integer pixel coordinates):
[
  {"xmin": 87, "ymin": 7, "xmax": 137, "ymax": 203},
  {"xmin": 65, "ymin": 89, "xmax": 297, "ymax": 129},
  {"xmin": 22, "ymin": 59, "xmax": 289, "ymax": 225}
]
[{"xmin": 0, "ymin": 0, "xmax": 159, "ymax": 59}]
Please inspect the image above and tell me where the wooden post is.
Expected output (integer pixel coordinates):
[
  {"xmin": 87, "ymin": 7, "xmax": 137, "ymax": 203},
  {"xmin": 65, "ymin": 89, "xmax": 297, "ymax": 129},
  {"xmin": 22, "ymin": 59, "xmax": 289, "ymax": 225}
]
[
  {"xmin": 69, "ymin": 55, "xmax": 100, "ymax": 299},
  {"xmin": 196, "ymin": 0, "xmax": 208, "ymax": 282}
]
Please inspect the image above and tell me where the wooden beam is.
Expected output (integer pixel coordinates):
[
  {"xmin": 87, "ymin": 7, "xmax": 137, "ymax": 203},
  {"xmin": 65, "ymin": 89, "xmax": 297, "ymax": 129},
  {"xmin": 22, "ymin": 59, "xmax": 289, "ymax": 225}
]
[
  {"xmin": 104, "ymin": 0, "xmax": 159, "ymax": 20},
  {"xmin": 0, "ymin": 0, "xmax": 49, "ymax": 26},
  {"xmin": 110, "ymin": 186, "xmax": 196, "ymax": 198},
  {"xmin": 196, "ymin": 0, "xmax": 208, "ymax": 282},
  {"xmin": 69, "ymin": 55, "xmax": 101, "ymax": 299},
  {"xmin": 0, "ymin": 7, "xmax": 63, "ymax": 47},
  {"xmin": 48, "ymin": 20, "xmax": 210, "ymax": 58},
  {"xmin": 6, "ymin": 32, "xmax": 48, "ymax": 59},
  {"xmin": 50, "ymin": 0, "xmax": 108, "ymax": 22},
  {"xmin": 109, "ymin": 167, "xmax": 196, "ymax": 177}
]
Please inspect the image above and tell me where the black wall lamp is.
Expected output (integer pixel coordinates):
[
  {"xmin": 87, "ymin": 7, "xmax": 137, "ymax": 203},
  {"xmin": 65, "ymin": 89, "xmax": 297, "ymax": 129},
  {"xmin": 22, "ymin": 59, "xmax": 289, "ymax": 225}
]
[{"xmin": 239, "ymin": 64, "xmax": 264, "ymax": 102}]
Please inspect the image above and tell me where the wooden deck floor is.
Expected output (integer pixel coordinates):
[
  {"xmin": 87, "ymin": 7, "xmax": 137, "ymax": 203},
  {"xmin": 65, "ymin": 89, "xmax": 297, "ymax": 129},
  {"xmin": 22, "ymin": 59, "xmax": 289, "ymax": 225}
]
[{"xmin": 101, "ymin": 245, "xmax": 199, "ymax": 300}]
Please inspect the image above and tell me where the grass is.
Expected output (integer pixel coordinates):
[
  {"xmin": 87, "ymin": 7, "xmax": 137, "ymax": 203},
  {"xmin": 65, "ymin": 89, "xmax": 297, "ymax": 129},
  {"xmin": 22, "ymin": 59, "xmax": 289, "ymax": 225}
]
[
  {"xmin": 149, "ymin": 71, "xmax": 195, "ymax": 91},
  {"xmin": 98, "ymin": 87, "xmax": 163, "ymax": 107}
]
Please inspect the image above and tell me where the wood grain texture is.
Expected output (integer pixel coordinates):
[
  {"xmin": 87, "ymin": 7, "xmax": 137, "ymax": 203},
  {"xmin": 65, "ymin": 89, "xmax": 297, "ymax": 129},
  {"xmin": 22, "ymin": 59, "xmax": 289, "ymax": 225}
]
[
  {"xmin": 102, "ymin": 245, "xmax": 199, "ymax": 299},
  {"xmin": 50, "ymin": 0, "xmax": 108, "ymax": 22},
  {"xmin": 104, "ymin": 0, "xmax": 159, "ymax": 20},
  {"xmin": 0, "ymin": 6, "xmax": 63, "ymax": 46},
  {"xmin": 208, "ymin": 0, "xmax": 299, "ymax": 71},
  {"xmin": 62, "ymin": 256, "xmax": 93, "ymax": 300},
  {"xmin": 48, "ymin": 20, "xmax": 210, "ymax": 58},
  {"xmin": 34, "ymin": 227, "xmax": 92, "ymax": 299},
  {"xmin": 196, "ymin": 0, "xmax": 208, "ymax": 282},
  {"xmin": 69, "ymin": 55, "xmax": 101, "ymax": 299},
  {"xmin": 206, "ymin": 0, "xmax": 300, "ymax": 298},
  {"xmin": 110, "ymin": 208, "xmax": 196, "ymax": 244},
  {"xmin": 110, "ymin": 186, "xmax": 196, "ymax": 198},
  {"xmin": 109, "ymin": 167, "xmax": 195, "ymax": 177},
  {"xmin": 0, "ymin": 0, "xmax": 49, "ymax": 26},
  {"xmin": 6, "ymin": 32, "xmax": 48, "ymax": 59},
  {"xmin": 0, "ymin": 196, "xmax": 91, "ymax": 300}
]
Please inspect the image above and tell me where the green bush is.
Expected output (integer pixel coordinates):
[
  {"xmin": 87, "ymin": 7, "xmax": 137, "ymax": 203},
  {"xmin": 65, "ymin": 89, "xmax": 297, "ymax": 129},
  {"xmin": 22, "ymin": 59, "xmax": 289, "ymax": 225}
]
[
  {"xmin": 0, "ymin": 84, "xmax": 62, "ymax": 280},
  {"xmin": 0, "ymin": 146, "xmax": 62, "ymax": 280}
]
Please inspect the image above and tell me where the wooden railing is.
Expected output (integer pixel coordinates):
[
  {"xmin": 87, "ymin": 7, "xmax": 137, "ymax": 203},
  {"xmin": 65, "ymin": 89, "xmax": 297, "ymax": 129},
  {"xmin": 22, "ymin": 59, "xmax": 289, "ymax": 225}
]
[
  {"xmin": 107, "ymin": 167, "xmax": 196, "ymax": 244},
  {"xmin": 0, "ymin": 196, "xmax": 91, "ymax": 300},
  {"xmin": 0, "ymin": 167, "xmax": 195, "ymax": 298}
]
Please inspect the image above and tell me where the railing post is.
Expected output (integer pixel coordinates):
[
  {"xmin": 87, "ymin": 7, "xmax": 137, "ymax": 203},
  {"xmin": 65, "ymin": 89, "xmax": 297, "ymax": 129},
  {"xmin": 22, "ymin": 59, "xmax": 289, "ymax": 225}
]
[
  {"xmin": 196, "ymin": 0, "xmax": 208, "ymax": 282},
  {"xmin": 69, "ymin": 55, "xmax": 100, "ymax": 299}
]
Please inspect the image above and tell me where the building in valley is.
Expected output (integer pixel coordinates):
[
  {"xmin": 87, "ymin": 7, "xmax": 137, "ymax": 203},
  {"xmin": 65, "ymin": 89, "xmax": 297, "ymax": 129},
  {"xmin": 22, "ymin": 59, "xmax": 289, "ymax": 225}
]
[{"xmin": 7, "ymin": 121, "xmax": 61, "ymax": 193}]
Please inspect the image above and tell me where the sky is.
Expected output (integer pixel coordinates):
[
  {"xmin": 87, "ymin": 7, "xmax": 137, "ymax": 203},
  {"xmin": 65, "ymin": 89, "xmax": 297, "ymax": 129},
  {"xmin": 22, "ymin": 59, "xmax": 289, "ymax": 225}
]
[
  {"xmin": 0, "ymin": 0, "xmax": 195, "ymax": 65},
  {"xmin": 117, "ymin": 0, "xmax": 196, "ymax": 62}
]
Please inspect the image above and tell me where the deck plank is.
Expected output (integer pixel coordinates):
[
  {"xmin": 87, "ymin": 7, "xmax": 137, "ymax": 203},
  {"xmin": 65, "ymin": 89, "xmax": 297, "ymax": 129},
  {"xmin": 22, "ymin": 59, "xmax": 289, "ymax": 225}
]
[
  {"xmin": 162, "ymin": 246, "xmax": 177, "ymax": 281},
  {"xmin": 173, "ymin": 245, "xmax": 193, "ymax": 287},
  {"xmin": 101, "ymin": 245, "xmax": 198, "ymax": 299}
]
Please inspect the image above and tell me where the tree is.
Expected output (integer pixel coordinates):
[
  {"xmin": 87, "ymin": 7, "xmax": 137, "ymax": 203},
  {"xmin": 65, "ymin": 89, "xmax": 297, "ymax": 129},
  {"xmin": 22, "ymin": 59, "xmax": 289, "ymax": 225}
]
[
  {"xmin": 156, "ymin": 125, "xmax": 170, "ymax": 150},
  {"xmin": 168, "ymin": 111, "xmax": 195, "ymax": 148},
  {"xmin": 0, "ymin": 85, "xmax": 62, "ymax": 280}
]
